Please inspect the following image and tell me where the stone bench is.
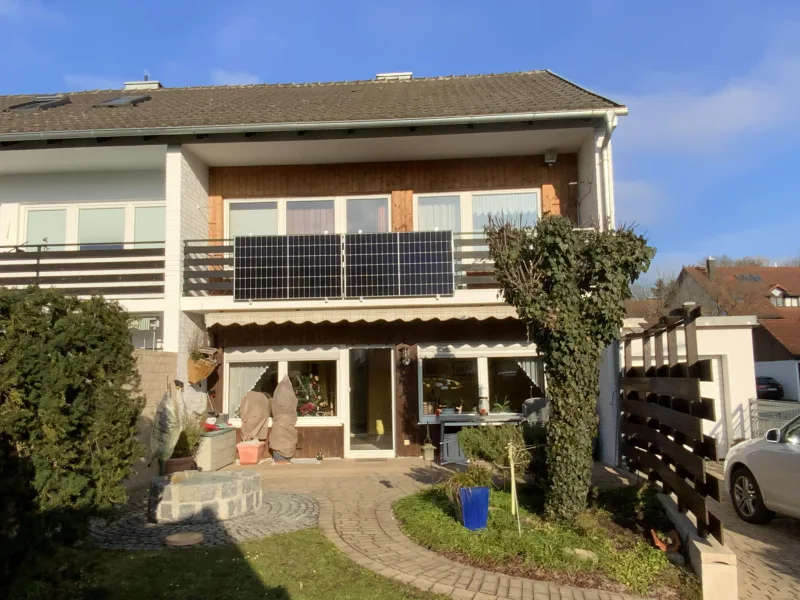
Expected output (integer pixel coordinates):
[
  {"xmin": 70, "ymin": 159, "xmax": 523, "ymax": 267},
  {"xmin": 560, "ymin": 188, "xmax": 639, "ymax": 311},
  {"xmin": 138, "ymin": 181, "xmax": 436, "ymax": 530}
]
[{"xmin": 148, "ymin": 470, "xmax": 262, "ymax": 524}]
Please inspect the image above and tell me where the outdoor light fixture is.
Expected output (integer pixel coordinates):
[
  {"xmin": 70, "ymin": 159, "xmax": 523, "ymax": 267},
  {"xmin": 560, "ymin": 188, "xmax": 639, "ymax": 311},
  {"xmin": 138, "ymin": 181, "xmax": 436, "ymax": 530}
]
[{"xmin": 400, "ymin": 347, "xmax": 411, "ymax": 366}]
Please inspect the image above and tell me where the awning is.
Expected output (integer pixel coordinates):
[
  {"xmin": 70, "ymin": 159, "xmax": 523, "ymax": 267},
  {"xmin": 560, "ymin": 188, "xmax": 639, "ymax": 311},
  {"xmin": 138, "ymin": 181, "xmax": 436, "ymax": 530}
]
[{"xmin": 206, "ymin": 305, "xmax": 518, "ymax": 327}]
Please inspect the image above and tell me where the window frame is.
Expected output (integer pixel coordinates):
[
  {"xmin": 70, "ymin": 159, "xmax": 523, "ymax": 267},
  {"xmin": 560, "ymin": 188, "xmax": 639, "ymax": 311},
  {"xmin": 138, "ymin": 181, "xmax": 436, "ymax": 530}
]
[
  {"xmin": 224, "ymin": 194, "xmax": 391, "ymax": 238},
  {"xmin": 21, "ymin": 201, "xmax": 166, "ymax": 250},
  {"xmin": 412, "ymin": 188, "xmax": 542, "ymax": 233},
  {"xmin": 223, "ymin": 346, "xmax": 347, "ymax": 427},
  {"xmin": 416, "ymin": 342, "xmax": 544, "ymax": 424}
]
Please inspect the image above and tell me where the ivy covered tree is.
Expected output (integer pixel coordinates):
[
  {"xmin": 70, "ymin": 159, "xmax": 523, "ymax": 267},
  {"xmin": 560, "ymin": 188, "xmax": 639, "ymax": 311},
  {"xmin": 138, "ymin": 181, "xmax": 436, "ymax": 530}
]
[
  {"xmin": 0, "ymin": 288, "xmax": 144, "ymax": 583},
  {"xmin": 486, "ymin": 215, "xmax": 653, "ymax": 519}
]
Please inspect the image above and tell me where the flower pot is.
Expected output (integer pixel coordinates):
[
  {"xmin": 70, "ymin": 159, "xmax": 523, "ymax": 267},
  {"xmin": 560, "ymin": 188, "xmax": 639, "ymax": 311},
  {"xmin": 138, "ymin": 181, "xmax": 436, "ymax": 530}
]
[
  {"xmin": 188, "ymin": 358, "xmax": 217, "ymax": 385},
  {"xmin": 458, "ymin": 486, "xmax": 489, "ymax": 530},
  {"xmin": 165, "ymin": 455, "xmax": 196, "ymax": 475},
  {"xmin": 237, "ymin": 441, "xmax": 267, "ymax": 465}
]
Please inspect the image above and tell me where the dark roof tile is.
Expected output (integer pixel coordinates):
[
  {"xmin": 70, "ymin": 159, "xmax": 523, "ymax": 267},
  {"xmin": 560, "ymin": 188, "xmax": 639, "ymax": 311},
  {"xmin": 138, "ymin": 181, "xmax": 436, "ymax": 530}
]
[{"xmin": 0, "ymin": 71, "xmax": 623, "ymax": 137}]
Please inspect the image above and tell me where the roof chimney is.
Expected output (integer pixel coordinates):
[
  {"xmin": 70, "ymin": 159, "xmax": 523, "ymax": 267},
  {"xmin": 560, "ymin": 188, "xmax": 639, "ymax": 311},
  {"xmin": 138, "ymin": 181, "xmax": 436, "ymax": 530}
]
[
  {"xmin": 124, "ymin": 79, "xmax": 162, "ymax": 91},
  {"xmin": 706, "ymin": 256, "xmax": 716, "ymax": 280},
  {"xmin": 375, "ymin": 72, "xmax": 412, "ymax": 81}
]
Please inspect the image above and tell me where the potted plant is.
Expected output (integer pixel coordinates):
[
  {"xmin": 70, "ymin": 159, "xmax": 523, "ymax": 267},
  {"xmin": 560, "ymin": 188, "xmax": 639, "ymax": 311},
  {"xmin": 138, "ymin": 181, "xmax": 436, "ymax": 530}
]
[
  {"xmin": 187, "ymin": 331, "xmax": 217, "ymax": 385},
  {"xmin": 165, "ymin": 417, "xmax": 204, "ymax": 474},
  {"xmin": 236, "ymin": 391, "xmax": 270, "ymax": 465},
  {"xmin": 443, "ymin": 465, "xmax": 492, "ymax": 530}
]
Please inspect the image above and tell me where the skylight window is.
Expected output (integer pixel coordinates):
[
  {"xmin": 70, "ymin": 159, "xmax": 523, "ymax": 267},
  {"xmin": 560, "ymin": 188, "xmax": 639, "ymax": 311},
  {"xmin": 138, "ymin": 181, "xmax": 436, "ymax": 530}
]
[
  {"xmin": 93, "ymin": 95, "xmax": 151, "ymax": 108},
  {"xmin": 735, "ymin": 274, "xmax": 763, "ymax": 282},
  {"xmin": 7, "ymin": 95, "xmax": 70, "ymax": 112}
]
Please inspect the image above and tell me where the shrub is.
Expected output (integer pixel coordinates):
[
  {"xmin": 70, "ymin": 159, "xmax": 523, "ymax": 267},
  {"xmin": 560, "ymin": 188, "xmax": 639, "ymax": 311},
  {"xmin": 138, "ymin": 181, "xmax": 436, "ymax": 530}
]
[
  {"xmin": 457, "ymin": 424, "xmax": 527, "ymax": 468},
  {"xmin": 0, "ymin": 288, "xmax": 144, "ymax": 591},
  {"xmin": 172, "ymin": 416, "xmax": 204, "ymax": 459}
]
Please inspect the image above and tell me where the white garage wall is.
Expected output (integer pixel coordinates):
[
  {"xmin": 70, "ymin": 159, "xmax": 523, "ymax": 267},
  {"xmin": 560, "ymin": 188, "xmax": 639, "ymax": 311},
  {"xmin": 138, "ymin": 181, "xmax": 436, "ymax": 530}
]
[{"xmin": 755, "ymin": 360, "xmax": 800, "ymax": 401}]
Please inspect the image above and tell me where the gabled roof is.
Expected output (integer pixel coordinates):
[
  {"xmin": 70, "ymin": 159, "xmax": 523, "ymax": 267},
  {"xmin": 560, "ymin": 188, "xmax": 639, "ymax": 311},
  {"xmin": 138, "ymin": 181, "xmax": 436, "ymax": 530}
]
[
  {"xmin": 760, "ymin": 319, "xmax": 800, "ymax": 358},
  {"xmin": 681, "ymin": 266, "xmax": 800, "ymax": 319},
  {"xmin": 0, "ymin": 70, "xmax": 624, "ymax": 141}
]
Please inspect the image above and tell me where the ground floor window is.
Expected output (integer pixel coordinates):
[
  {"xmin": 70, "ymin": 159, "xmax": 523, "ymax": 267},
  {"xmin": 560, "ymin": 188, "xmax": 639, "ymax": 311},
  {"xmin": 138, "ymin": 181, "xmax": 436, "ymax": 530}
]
[
  {"xmin": 418, "ymin": 344, "xmax": 545, "ymax": 420},
  {"xmin": 224, "ymin": 348, "xmax": 343, "ymax": 424}
]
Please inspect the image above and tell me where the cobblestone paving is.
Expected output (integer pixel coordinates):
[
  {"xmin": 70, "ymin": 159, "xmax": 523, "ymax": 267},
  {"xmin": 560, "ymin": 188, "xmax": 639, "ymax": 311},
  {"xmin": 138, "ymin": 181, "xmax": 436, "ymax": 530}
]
[
  {"xmin": 707, "ymin": 461, "xmax": 800, "ymax": 600},
  {"xmin": 238, "ymin": 460, "xmax": 648, "ymax": 600},
  {"xmin": 89, "ymin": 491, "xmax": 317, "ymax": 550}
]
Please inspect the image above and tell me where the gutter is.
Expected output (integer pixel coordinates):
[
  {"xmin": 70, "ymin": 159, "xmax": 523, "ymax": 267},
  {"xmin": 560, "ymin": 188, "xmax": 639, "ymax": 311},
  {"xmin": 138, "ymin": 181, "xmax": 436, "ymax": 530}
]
[
  {"xmin": 600, "ymin": 110, "xmax": 617, "ymax": 230},
  {"xmin": 0, "ymin": 107, "xmax": 629, "ymax": 143}
]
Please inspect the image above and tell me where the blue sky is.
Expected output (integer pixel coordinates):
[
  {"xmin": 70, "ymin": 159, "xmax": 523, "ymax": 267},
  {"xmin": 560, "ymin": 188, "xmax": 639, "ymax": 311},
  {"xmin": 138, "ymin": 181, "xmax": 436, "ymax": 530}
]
[{"xmin": 2, "ymin": 0, "xmax": 799, "ymax": 278}]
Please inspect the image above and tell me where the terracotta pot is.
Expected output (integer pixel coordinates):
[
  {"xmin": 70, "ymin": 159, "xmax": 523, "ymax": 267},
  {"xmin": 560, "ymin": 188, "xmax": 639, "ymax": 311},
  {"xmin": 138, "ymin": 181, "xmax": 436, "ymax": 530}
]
[
  {"xmin": 165, "ymin": 455, "xmax": 196, "ymax": 475},
  {"xmin": 237, "ymin": 441, "xmax": 267, "ymax": 465}
]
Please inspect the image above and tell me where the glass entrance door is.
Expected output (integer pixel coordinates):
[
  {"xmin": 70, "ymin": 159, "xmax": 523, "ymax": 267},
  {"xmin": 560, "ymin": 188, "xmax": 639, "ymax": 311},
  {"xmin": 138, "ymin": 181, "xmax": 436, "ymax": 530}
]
[{"xmin": 348, "ymin": 348, "xmax": 394, "ymax": 454}]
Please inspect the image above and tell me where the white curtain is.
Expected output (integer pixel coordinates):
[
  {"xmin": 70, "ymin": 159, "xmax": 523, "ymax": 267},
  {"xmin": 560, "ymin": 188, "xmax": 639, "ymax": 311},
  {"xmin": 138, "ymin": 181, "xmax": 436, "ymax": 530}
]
[
  {"xmin": 418, "ymin": 195, "xmax": 461, "ymax": 232},
  {"xmin": 228, "ymin": 362, "xmax": 274, "ymax": 417},
  {"xmin": 287, "ymin": 200, "xmax": 335, "ymax": 234},
  {"xmin": 516, "ymin": 357, "xmax": 545, "ymax": 394},
  {"xmin": 472, "ymin": 192, "xmax": 538, "ymax": 231}
]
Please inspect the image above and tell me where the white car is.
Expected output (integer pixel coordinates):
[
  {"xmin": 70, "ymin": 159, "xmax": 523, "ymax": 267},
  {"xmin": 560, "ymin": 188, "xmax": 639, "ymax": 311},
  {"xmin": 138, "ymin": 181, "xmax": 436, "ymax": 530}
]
[{"xmin": 724, "ymin": 414, "xmax": 800, "ymax": 523}]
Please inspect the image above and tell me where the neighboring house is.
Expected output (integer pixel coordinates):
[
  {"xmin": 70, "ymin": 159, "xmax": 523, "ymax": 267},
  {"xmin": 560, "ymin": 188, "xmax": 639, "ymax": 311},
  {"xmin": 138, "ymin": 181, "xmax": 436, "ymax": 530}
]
[
  {"xmin": 0, "ymin": 70, "xmax": 624, "ymax": 460},
  {"xmin": 673, "ymin": 259, "xmax": 800, "ymax": 400}
]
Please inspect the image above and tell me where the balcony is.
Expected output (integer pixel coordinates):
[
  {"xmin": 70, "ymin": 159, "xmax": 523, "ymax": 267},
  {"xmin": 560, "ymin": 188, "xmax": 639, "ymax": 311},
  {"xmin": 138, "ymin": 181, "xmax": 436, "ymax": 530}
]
[
  {"xmin": 0, "ymin": 242, "xmax": 166, "ymax": 298},
  {"xmin": 183, "ymin": 232, "xmax": 497, "ymax": 298}
]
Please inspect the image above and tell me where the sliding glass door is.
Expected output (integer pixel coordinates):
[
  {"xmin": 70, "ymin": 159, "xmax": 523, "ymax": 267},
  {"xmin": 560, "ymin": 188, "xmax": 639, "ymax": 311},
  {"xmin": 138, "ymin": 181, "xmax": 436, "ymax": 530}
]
[{"xmin": 348, "ymin": 348, "xmax": 394, "ymax": 455}]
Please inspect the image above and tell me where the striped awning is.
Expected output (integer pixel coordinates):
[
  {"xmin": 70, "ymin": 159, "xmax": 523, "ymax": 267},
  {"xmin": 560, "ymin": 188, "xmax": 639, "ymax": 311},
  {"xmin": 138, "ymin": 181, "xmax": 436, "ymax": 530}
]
[{"xmin": 206, "ymin": 305, "xmax": 518, "ymax": 327}]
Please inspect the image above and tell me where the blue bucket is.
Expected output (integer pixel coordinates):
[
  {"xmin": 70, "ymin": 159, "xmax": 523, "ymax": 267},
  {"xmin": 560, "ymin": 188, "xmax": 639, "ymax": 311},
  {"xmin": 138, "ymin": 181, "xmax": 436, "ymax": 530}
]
[{"xmin": 459, "ymin": 486, "xmax": 489, "ymax": 530}]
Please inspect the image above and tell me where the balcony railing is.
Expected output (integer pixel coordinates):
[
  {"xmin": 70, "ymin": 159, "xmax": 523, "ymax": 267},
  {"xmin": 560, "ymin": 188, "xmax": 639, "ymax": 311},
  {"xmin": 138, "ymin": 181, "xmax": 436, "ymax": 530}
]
[
  {"xmin": 0, "ymin": 242, "xmax": 166, "ymax": 298},
  {"xmin": 183, "ymin": 232, "xmax": 498, "ymax": 297}
]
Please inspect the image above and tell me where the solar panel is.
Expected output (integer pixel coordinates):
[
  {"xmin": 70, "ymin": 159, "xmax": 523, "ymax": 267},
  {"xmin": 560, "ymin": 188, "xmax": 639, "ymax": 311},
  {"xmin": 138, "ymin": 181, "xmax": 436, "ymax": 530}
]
[
  {"xmin": 234, "ymin": 232, "xmax": 454, "ymax": 301},
  {"xmin": 344, "ymin": 233, "xmax": 399, "ymax": 298},
  {"xmin": 234, "ymin": 236, "xmax": 287, "ymax": 301},
  {"xmin": 288, "ymin": 234, "xmax": 341, "ymax": 299},
  {"xmin": 399, "ymin": 231, "xmax": 454, "ymax": 296}
]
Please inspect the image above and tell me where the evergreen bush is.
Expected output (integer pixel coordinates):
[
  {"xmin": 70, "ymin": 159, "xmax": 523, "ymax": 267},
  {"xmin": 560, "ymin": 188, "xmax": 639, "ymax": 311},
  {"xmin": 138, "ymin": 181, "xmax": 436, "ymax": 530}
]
[{"xmin": 0, "ymin": 287, "xmax": 144, "ymax": 588}]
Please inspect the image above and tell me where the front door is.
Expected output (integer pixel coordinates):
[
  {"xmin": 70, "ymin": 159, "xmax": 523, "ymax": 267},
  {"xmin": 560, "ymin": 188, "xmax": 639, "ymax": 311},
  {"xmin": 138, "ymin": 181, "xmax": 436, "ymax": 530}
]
[{"xmin": 347, "ymin": 348, "xmax": 395, "ymax": 456}]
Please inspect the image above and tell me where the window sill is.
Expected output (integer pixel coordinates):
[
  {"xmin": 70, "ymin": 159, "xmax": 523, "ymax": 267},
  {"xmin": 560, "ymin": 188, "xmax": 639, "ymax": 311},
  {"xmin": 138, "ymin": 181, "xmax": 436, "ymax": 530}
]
[{"xmin": 226, "ymin": 417, "xmax": 343, "ymax": 428}]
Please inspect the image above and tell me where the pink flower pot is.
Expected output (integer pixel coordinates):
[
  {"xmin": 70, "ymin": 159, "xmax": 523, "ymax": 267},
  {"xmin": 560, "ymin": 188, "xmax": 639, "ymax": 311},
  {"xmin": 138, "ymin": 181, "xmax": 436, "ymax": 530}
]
[{"xmin": 237, "ymin": 441, "xmax": 267, "ymax": 465}]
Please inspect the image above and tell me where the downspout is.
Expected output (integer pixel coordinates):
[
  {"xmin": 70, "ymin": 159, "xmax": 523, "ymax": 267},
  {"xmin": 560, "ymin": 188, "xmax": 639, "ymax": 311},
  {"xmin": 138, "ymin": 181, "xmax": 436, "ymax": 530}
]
[{"xmin": 600, "ymin": 110, "xmax": 617, "ymax": 231}]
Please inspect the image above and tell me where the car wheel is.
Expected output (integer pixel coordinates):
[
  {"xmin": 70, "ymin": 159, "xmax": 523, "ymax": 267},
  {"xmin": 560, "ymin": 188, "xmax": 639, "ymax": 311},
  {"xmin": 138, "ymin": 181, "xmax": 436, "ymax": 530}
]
[{"xmin": 731, "ymin": 467, "xmax": 775, "ymax": 524}]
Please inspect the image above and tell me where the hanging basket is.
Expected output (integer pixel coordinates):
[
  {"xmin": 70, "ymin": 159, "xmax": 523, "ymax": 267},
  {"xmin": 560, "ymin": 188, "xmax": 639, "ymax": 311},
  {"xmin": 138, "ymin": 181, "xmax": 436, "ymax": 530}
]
[{"xmin": 188, "ymin": 358, "xmax": 217, "ymax": 385}]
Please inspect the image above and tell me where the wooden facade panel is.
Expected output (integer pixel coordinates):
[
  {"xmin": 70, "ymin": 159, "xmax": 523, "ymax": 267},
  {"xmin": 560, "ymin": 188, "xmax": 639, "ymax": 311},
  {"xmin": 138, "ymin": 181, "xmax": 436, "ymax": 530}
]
[
  {"xmin": 208, "ymin": 155, "xmax": 579, "ymax": 235},
  {"xmin": 294, "ymin": 426, "xmax": 344, "ymax": 458},
  {"xmin": 391, "ymin": 189, "xmax": 413, "ymax": 232}
]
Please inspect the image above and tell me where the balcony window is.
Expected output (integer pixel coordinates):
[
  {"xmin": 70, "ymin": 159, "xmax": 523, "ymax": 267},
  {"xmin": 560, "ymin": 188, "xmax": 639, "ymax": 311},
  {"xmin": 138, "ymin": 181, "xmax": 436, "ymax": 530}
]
[
  {"xmin": 78, "ymin": 207, "xmax": 125, "ymax": 251},
  {"xmin": 288, "ymin": 360, "xmax": 337, "ymax": 417},
  {"xmin": 472, "ymin": 191, "xmax": 539, "ymax": 231},
  {"xmin": 287, "ymin": 200, "xmax": 334, "ymax": 234},
  {"xmin": 488, "ymin": 357, "xmax": 545, "ymax": 413},
  {"xmin": 347, "ymin": 197, "xmax": 389, "ymax": 233},
  {"xmin": 134, "ymin": 206, "xmax": 166, "ymax": 248},
  {"xmin": 227, "ymin": 362, "xmax": 279, "ymax": 419},
  {"xmin": 417, "ymin": 195, "xmax": 461, "ymax": 232},
  {"xmin": 25, "ymin": 209, "xmax": 66, "ymax": 249},
  {"xmin": 421, "ymin": 358, "xmax": 479, "ymax": 415},
  {"xmin": 229, "ymin": 202, "xmax": 278, "ymax": 237}
]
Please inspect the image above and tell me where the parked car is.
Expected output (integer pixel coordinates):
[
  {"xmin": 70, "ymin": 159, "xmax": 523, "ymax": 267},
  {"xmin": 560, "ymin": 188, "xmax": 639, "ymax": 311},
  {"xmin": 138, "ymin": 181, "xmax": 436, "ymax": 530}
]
[
  {"xmin": 724, "ymin": 414, "xmax": 800, "ymax": 523},
  {"xmin": 756, "ymin": 376, "xmax": 784, "ymax": 400}
]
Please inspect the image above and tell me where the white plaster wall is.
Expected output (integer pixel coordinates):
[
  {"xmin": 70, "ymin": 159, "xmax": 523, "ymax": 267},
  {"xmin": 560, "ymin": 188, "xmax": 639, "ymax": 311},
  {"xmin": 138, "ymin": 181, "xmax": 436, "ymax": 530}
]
[
  {"xmin": 597, "ymin": 341, "xmax": 621, "ymax": 464},
  {"xmin": 164, "ymin": 146, "xmax": 210, "ymax": 415},
  {"xmin": 755, "ymin": 360, "xmax": 800, "ymax": 401},
  {"xmin": 0, "ymin": 170, "xmax": 164, "ymax": 245},
  {"xmin": 577, "ymin": 129, "xmax": 602, "ymax": 228}
]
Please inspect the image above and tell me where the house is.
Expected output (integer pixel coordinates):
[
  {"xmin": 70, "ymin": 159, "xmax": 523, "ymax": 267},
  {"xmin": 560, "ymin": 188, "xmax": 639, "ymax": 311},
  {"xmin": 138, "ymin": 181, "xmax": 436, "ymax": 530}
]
[
  {"xmin": 673, "ymin": 259, "xmax": 800, "ymax": 400},
  {"xmin": 0, "ymin": 70, "xmax": 625, "ymax": 460}
]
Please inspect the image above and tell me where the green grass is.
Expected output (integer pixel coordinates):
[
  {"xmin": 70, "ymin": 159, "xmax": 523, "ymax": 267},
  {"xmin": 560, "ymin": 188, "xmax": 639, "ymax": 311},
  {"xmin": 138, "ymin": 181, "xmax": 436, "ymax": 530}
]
[
  {"xmin": 394, "ymin": 486, "xmax": 700, "ymax": 600},
  {"xmin": 9, "ymin": 529, "xmax": 447, "ymax": 600}
]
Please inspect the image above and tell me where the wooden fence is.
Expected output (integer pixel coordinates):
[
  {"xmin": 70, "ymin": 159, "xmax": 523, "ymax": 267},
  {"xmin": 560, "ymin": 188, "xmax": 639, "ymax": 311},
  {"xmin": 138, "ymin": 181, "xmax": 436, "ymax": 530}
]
[{"xmin": 620, "ymin": 306, "xmax": 724, "ymax": 544}]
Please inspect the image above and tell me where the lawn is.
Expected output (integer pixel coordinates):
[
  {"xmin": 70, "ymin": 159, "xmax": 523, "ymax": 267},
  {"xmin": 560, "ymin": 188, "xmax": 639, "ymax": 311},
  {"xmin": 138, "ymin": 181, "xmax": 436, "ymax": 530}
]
[
  {"xmin": 394, "ymin": 484, "xmax": 701, "ymax": 600},
  {"xmin": 10, "ymin": 529, "xmax": 447, "ymax": 600}
]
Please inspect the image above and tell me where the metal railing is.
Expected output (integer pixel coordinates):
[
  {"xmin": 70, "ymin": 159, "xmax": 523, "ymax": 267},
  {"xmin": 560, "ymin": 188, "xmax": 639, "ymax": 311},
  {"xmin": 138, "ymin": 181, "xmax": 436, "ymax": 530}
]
[
  {"xmin": 0, "ymin": 241, "xmax": 166, "ymax": 298},
  {"xmin": 750, "ymin": 399, "xmax": 800, "ymax": 437},
  {"xmin": 183, "ymin": 232, "xmax": 499, "ymax": 297}
]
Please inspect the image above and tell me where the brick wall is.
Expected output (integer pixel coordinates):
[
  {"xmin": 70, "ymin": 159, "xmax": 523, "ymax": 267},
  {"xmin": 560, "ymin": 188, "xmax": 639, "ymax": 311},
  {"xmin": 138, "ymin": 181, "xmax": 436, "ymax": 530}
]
[{"xmin": 127, "ymin": 349, "xmax": 178, "ymax": 491}]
